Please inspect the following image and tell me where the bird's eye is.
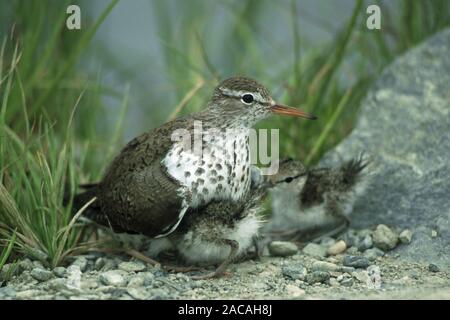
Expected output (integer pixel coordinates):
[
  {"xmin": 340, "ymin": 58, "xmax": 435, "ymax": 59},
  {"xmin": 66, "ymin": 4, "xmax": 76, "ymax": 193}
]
[
  {"xmin": 241, "ymin": 93, "xmax": 254, "ymax": 104},
  {"xmin": 284, "ymin": 177, "xmax": 294, "ymax": 183}
]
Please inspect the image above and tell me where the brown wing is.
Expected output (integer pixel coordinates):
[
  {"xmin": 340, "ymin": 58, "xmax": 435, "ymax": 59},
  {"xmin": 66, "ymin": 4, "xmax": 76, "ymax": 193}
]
[{"xmin": 95, "ymin": 117, "xmax": 195, "ymax": 237}]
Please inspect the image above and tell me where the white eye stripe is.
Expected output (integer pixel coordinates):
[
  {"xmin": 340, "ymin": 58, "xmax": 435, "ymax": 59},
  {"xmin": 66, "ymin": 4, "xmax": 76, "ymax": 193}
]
[{"xmin": 220, "ymin": 87, "xmax": 266, "ymax": 104}]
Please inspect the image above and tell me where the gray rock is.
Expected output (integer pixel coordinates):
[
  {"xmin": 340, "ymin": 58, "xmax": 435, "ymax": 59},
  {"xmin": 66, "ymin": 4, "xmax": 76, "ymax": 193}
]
[
  {"xmin": 302, "ymin": 243, "xmax": 327, "ymax": 258},
  {"xmin": 0, "ymin": 286, "xmax": 16, "ymax": 298},
  {"xmin": 127, "ymin": 287, "xmax": 149, "ymax": 300},
  {"xmin": 281, "ymin": 265, "xmax": 307, "ymax": 280},
  {"xmin": 364, "ymin": 248, "xmax": 385, "ymax": 261},
  {"xmin": 127, "ymin": 276, "xmax": 146, "ymax": 288},
  {"xmin": 101, "ymin": 259, "xmax": 118, "ymax": 271},
  {"xmin": 99, "ymin": 271, "xmax": 127, "ymax": 287},
  {"xmin": 30, "ymin": 268, "xmax": 53, "ymax": 282},
  {"xmin": 148, "ymin": 289, "xmax": 172, "ymax": 300},
  {"xmin": 18, "ymin": 259, "xmax": 34, "ymax": 273},
  {"xmin": 339, "ymin": 230, "xmax": 359, "ymax": 248},
  {"xmin": 118, "ymin": 261, "xmax": 146, "ymax": 273},
  {"xmin": 268, "ymin": 241, "xmax": 298, "ymax": 257},
  {"xmin": 140, "ymin": 272, "xmax": 156, "ymax": 286},
  {"xmin": 94, "ymin": 257, "xmax": 106, "ymax": 270},
  {"xmin": 357, "ymin": 235, "xmax": 373, "ymax": 251},
  {"xmin": 340, "ymin": 278, "xmax": 354, "ymax": 287},
  {"xmin": 53, "ymin": 267, "xmax": 66, "ymax": 278},
  {"xmin": 320, "ymin": 28, "xmax": 450, "ymax": 269},
  {"xmin": 71, "ymin": 257, "xmax": 88, "ymax": 272},
  {"xmin": 312, "ymin": 261, "xmax": 354, "ymax": 273},
  {"xmin": 47, "ymin": 278, "xmax": 72, "ymax": 292},
  {"xmin": 399, "ymin": 229, "xmax": 413, "ymax": 244},
  {"xmin": 428, "ymin": 264, "xmax": 440, "ymax": 273},
  {"xmin": 305, "ymin": 271, "xmax": 330, "ymax": 285},
  {"xmin": 373, "ymin": 225, "xmax": 399, "ymax": 251},
  {"xmin": 15, "ymin": 289, "xmax": 42, "ymax": 299},
  {"xmin": 343, "ymin": 255, "xmax": 371, "ymax": 268},
  {"xmin": 311, "ymin": 261, "xmax": 339, "ymax": 272}
]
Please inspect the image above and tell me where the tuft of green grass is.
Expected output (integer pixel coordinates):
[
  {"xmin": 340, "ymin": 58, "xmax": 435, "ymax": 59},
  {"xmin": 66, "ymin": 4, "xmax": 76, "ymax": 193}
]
[
  {"xmin": 0, "ymin": 231, "xmax": 16, "ymax": 282},
  {"xmin": 0, "ymin": 0, "xmax": 121, "ymax": 268}
]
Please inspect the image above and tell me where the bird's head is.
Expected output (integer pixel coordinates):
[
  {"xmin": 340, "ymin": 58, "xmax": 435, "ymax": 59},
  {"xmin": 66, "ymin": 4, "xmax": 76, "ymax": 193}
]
[
  {"xmin": 209, "ymin": 76, "xmax": 317, "ymax": 126},
  {"xmin": 269, "ymin": 158, "xmax": 307, "ymax": 187}
]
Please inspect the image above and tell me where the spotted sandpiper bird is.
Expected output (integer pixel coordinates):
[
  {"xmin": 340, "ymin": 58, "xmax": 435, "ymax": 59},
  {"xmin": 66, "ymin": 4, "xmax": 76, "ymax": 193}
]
[
  {"xmin": 265, "ymin": 155, "xmax": 370, "ymax": 242},
  {"xmin": 73, "ymin": 76, "xmax": 316, "ymax": 245}
]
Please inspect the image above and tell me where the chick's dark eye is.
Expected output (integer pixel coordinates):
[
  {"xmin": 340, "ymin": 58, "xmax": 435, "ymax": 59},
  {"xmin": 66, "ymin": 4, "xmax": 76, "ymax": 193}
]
[
  {"xmin": 241, "ymin": 93, "xmax": 254, "ymax": 104},
  {"xmin": 284, "ymin": 177, "xmax": 294, "ymax": 183}
]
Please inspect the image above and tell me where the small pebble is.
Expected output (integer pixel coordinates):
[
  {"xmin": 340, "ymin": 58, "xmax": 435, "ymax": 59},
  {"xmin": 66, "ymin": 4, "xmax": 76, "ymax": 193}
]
[
  {"xmin": 30, "ymin": 268, "xmax": 53, "ymax": 282},
  {"xmin": 118, "ymin": 261, "xmax": 146, "ymax": 273},
  {"xmin": 340, "ymin": 278, "xmax": 354, "ymax": 287},
  {"xmin": 302, "ymin": 243, "xmax": 327, "ymax": 258},
  {"xmin": 268, "ymin": 241, "xmax": 298, "ymax": 257},
  {"xmin": 329, "ymin": 278, "xmax": 340, "ymax": 287},
  {"xmin": 399, "ymin": 229, "xmax": 413, "ymax": 244},
  {"xmin": 71, "ymin": 257, "xmax": 88, "ymax": 273},
  {"xmin": 343, "ymin": 255, "xmax": 371, "ymax": 268},
  {"xmin": 305, "ymin": 271, "xmax": 330, "ymax": 284},
  {"xmin": 340, "ymin": 230, "xmax": 359, "ymax": 247},
  {"xmin": 373, "ymin": 224, "xmax": 399, "ymax": 251},
  {"xmin": 94, "ymin": 257, "xmax": 106, "ymax": 270},
  {"xmin": 99, "ymin": 271, "xmax": 127, "ymax": 287},
  {"xmin": 18, "ymin": 259, "xmax": 34, "ymax": 273},
  {"xmin": 127, "ymin": 287, "xmax": 148, "ymax": 300},
  {"xmin": 428, "ymin": 264, "xmax": 440, "ymax": 273},
  {"xmin": 364, "ymin": 248, "xmax": 385, "ymax": 261},
  {"xmin": 327, "ymin": 240, "xmax": 347, "ymax": 255},
  {"xmin": 357, "ymin": 235, "xmax": 373, "ymax": 251},
  {"xmin": 281, "ymin": 265, "xmax": 307, "ymax": 280},
  {"xmin": 127, "ymin": 276, "xmax": 146, "ymax": 288},
  {"xmin": 311, "ymin": 261, "xmax": 339, "ymax": 272},
  {"xmin": 53, "ymin": 267, "xmax": 66, "ymax": 278}
]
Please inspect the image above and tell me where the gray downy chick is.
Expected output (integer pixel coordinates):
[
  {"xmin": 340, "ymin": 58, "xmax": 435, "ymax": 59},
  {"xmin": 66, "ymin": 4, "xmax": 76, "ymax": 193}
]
[
  {"xmin": 265, "ymin": 155, "xmax": 371, "ymax": 242},
  {"xmin": 144, "ymin": 167, "xmax": 281, "ymax": 279}
]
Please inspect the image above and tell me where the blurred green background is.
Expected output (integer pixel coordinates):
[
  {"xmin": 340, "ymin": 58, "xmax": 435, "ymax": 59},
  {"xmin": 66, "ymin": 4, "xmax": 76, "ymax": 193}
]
[{"xmin": 1, "ymin": 0, "xmax": 449, "ymax": 270}]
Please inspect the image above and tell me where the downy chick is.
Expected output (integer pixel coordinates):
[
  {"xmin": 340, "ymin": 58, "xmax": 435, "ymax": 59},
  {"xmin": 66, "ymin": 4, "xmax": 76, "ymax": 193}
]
[{"xmin": 266, "ymin": 155, "xmax": 370, "ymax": 242}]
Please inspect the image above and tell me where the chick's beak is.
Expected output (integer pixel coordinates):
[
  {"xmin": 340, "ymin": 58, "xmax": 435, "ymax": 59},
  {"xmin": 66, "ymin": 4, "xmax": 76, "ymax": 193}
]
[{"xmin": 270, "ymin": 104, "xmax": 317, "ymax": 120}]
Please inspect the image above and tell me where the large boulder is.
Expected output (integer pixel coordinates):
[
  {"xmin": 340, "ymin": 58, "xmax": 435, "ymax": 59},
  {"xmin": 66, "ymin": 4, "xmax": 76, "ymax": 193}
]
[{"xmin": 320, "ymin": 28, "xmax": 450, "ymax": 268}]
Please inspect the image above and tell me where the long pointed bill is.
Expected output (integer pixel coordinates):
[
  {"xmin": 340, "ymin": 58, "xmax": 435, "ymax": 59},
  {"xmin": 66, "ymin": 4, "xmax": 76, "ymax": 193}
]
[{"xmin": 271, "ymin": 104, "xmax": 317, "ymax": 120}]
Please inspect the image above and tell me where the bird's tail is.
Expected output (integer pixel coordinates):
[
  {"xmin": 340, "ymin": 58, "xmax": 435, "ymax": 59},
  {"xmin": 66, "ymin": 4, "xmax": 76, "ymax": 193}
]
[
  {"xmin": 340, "ymin": 153, "xmax": 371, "ymax": 187},
  {"xmin": 64, "ymin": 183, "xmax": 107, "ymax": 225}
]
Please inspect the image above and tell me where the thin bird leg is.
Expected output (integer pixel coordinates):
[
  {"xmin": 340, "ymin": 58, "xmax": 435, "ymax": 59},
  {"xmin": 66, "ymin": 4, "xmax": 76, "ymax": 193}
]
[
  {"xmin": 191, "ymin": 239, "xmax": 239, "ymax": 280},
  {"xmin": 125, "ymin": 248, "xmax": 161, "ymax": 266},
  {"xmin": 125, "ymin": 249, "xmax": 204, "ymax": 273},
  {"xmin": 164, "ymin": 265, "xmax": 206, "ymax": 273},
  {"xmin": 243, "ymin": 236, "xmax": 262, "ymax": 261}
]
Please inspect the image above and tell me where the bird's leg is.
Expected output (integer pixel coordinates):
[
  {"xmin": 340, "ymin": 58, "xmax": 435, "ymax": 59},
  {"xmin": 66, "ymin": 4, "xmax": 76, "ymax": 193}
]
[
  {"xmin": 251, "ymin": 236, "xmax": 262, "ymax": 260},
  {"xmin": 125, "ymin": 249, "xmax": 205, "ymax": 272},
  {"xmin": 239, "ymin": 236, "xmax": 261, "ymax": 261},
  {"xmin": 125, "ymin": 248, "xmax": 161, "ymax": 266},
  {"xmin": 191, "ymin": 239, "xmax": 239, "ymax": 280},
  {"xmin": 164, "ymin": 265, "xmax": 206, "ymax": 273}
]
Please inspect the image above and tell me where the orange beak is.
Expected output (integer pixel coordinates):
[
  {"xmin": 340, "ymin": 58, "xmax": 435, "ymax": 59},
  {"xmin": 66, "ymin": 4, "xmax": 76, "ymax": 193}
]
[{"xmin": 270, "ymin": 104, "xmax": 317, "ymax": 120}]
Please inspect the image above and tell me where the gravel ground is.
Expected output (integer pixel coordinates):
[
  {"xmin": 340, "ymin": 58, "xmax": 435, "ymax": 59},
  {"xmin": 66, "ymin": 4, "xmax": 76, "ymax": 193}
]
[{"xmin": 1, "ymin": 225, "xmax": 449, "ymax": 300}]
